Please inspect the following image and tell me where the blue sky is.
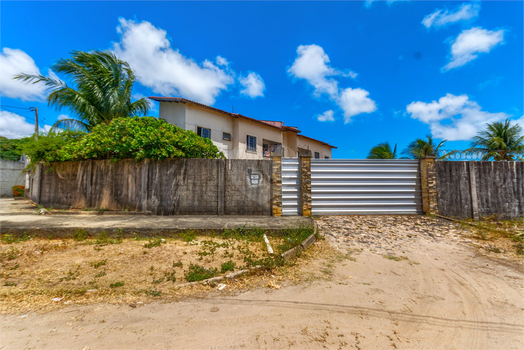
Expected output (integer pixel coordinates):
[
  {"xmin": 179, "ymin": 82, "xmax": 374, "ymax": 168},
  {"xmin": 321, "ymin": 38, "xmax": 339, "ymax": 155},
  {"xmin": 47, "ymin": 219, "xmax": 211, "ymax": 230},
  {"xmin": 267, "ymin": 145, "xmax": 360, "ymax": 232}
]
[{"xmin": 1, "ymin": 0, "xmax": 522, "ymax": 158}]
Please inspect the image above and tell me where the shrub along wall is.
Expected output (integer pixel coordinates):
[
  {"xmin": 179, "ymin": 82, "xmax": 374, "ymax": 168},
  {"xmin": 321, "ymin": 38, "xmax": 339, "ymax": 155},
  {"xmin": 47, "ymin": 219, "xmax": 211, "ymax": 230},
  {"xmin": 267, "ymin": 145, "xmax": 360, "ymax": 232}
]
[
  {"xmin": 435, "ymin": 161, "xmax": 524, "ymax": 219},
  {"xmin": 29, "ymin": 158, "xmax": 272, "ymax": 215}
]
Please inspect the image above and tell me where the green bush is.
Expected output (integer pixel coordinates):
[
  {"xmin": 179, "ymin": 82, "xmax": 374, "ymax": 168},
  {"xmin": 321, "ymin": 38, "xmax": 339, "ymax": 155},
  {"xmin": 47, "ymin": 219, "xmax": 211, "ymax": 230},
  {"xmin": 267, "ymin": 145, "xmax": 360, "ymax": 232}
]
[{"xmin": 58, "ymin": 117, "xmax": 224, "ymax": 162}]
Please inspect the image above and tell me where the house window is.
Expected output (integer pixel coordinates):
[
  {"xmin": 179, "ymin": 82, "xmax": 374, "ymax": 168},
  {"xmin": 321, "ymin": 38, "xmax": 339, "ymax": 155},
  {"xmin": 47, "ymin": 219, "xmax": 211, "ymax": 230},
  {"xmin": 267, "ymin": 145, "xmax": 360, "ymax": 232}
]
[
  {"xmin": 314, "ymin": 152, "xmax": 320, "ymax": 159},
  {"xmin": 247, "ymin": 135, "xmax": 257, "ymax": 152},
  {"xmin": 263, "ymin": 140, "xmax": 283, "ymax": 157},
  {"xmin": 325, "ymin": 156, "xmax": 330, "ymax": 159},
  {"xmin": 223, "ymin": 132, "xmax": 232, "ymax": 141},
  {"xmin": 197, "ymin": 126, "xmax": 211, "ymax": 139}
]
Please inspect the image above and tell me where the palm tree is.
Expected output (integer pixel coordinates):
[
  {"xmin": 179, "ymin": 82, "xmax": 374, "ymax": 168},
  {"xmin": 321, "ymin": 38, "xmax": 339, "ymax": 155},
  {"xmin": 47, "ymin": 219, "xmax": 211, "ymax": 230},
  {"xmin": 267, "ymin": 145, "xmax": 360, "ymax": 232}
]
[
  {"xmin": 468, "ymin": 119, "xmax": 524, "ymax": 161},
  {"xmin": 367, "ymin": 142, "xmax": 397, "ymax": 159},
  {"xmin": 15, "ymin": 50, "xmax": 150, "ymax": 131},
  {"xmin": 403, "ymin": 135, "xmax": 447, "ymax": 159}
]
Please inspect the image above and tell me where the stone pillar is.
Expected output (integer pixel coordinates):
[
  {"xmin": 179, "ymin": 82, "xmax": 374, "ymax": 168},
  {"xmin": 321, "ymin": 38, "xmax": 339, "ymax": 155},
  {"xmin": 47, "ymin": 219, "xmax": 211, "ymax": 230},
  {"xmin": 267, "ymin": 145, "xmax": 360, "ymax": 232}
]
[
  {"xmin": 300, "ymin": 155, "xmax": 312, "ymax": 217},
  {"xmin": 420, "ymin": 157, "xmax": 438, "ymax": 215},
  {"xmin": 271, "ymin": 156, "xmax": 282, "ymax": 217}
]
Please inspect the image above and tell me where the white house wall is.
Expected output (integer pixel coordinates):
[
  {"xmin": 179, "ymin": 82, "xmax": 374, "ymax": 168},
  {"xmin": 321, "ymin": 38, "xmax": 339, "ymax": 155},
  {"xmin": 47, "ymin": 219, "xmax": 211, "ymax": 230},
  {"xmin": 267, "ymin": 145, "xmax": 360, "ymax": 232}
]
[
  {"xmin": 159, "ymin": 102, "xmax": 186, "ymax": 129},
  {"xmin": 185, "ymin": 105, "xmax": 233, "ymax": 157},
  {"xmin": 297, "ymin": 137, "xmax": 332, "ymax": 159}
]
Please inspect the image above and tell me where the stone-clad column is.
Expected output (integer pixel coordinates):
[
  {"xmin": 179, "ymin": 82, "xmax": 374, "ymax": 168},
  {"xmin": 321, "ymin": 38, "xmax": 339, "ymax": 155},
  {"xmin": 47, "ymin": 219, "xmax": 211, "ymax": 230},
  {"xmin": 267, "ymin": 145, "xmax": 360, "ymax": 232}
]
[
  {"xmin": 420, "ymin": 156, "xmax": 438, "ymax": 215},
  {"xmin": 300, "ymin": 155, "xmax": 312, "ymax": 216},
  {"xmin": 271, "ymin": 156, "xmax": 282, "ymax": 217}
]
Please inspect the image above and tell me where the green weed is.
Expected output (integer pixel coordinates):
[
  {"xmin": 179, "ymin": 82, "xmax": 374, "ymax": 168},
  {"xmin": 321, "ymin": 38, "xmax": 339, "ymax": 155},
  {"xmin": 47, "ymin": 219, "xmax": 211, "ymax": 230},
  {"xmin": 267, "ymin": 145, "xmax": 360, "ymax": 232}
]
[
  {"xmin": 185, "ymin": 264, "xmax": 218, "ymax": 282},
  {"xmin": 221, "ymin": 260, "xmax": 236, "ymax": 273},
  {"xmin": 90, "ymin": 259, "xmax": 107, "ymax": 269},
  {"xmin": 109, "ymin": 281, "xmax": 124, "ymax": 288},
  {"xmin": 144, "ymin": 238, "xmax": 165, "ymax": 249},
  {"xmin": 383, "ymin": 255, "xmax": 408, "ymax": 261},
  {"xmin": 179, "ymin": 230, "xmax": 196, "ymax": 242},
  {"xmin": 73, "ymin": 229, "xmax": 88, "ymax": 241}
]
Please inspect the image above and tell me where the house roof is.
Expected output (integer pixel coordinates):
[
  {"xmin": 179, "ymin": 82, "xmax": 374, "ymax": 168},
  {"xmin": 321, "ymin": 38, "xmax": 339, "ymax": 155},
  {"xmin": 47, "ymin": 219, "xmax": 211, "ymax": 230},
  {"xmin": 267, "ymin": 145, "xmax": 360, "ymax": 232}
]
[{"xmin": 149, "ymin": 96, "xmax": 336, "ymax": 149}]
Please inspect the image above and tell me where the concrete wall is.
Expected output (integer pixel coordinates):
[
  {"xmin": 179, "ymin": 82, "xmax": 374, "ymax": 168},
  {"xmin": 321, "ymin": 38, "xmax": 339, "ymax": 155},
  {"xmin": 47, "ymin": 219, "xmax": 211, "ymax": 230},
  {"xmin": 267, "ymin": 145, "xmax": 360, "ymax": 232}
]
[
  {"xmin": 0, "ymin": 160, "xmax": 25, "ymax": 197},
  {"xmin": 30, "ymin": 158, "xmax": 272, "ymax": 216},
  {"xmin": 435, "ymin": 161, "xmax": 524, "ymax": 219}
]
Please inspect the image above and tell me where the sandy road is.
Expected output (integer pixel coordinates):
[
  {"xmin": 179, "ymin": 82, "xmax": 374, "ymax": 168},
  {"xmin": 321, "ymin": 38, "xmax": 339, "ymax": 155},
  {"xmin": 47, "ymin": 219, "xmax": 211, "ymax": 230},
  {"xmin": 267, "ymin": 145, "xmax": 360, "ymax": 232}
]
[{"xmin": 2, "ymin": 216, "xmax": 523, "ymax": 349}]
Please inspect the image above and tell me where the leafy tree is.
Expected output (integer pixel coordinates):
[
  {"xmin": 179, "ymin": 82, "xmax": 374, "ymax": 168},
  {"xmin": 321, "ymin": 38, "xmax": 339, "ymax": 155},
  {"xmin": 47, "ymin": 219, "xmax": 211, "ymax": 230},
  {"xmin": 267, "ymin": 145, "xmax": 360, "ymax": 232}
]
[
  {"xmin": 468, "ymin": 119, "xmax": 524, "ymax": 161},
  {"xmin": 57, "ymin": 117, "xmax": 224, "ymax": 162},
  {"xmin": 403, "ymin": 135, "xmax": 447, "ymax": 159},
  {"xmin": 14, "ymin": 50, "xmax": 149, "ymax": 131},
  {"xmin": 17, "ymin": 130, "xmax": 86, "ymax": 170},
  {"xmin": 0, "ymin": 136, "xmax": 30, "ymax": 161},
  {"xmin": 367, "ymin": 142, "xmax": 397, "ymax": 159}
]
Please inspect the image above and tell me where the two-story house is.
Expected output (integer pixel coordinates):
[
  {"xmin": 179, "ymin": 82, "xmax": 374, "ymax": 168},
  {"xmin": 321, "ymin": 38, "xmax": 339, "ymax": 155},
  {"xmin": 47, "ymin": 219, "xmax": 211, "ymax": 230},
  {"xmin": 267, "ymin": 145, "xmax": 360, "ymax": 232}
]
[{"xmin": 149, "ymin": 97, "xmax": 336, "ymax": 159}]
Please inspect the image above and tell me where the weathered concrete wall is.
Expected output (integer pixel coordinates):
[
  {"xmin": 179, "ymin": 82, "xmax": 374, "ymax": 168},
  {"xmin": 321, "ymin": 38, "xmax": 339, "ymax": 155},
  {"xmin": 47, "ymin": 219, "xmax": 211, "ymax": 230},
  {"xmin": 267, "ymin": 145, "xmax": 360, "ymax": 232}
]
[
  {"xmin": 435, "ymin": 161, "xmax": 524, "ymax": 219},
  {"xmin": 30, "ymin": 158, "xmax": 272, "ymax": 215},
  {"xmin": 0, "ymin": 160, "xmax": 25, "ymax": 197}
]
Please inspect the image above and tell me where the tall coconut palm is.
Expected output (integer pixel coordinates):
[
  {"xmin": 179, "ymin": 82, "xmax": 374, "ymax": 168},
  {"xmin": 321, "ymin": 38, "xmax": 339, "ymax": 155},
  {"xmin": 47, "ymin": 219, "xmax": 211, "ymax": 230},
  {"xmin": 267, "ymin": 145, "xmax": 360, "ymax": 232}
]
[
  {"xmin": 14, "ymin": 50, "xmax": 150, "ymax": 131},
  {"xmin": 367, "ymin": 142, "xmax": 397, "ymax": 159},
  {"xmin": 403, "ymin": 135, "xmax": 447, "ymax": 159},
  {"xmin": 468, "ymin": 119, "xmax": 524, "ymax": 161}
]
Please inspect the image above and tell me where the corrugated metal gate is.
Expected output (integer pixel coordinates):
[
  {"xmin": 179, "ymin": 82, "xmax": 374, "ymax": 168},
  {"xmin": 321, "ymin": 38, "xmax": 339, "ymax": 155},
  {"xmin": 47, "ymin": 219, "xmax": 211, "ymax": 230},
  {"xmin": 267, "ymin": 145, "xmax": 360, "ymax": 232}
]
[
  {"xmin": 282, "ymin": 158, "xmax": 301, "ymax": 215},
  {"xmin": 311, "ymin": 159, "xmax": 423, "ymax": 215}
]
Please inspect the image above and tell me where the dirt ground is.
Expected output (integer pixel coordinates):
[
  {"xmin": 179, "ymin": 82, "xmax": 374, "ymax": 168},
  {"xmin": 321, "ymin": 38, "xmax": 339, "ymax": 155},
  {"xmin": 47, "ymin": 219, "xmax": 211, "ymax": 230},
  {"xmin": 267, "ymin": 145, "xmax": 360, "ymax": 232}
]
[{"xmin": 2, "ymin": 215, "xmax": 524, "ymax": 349}]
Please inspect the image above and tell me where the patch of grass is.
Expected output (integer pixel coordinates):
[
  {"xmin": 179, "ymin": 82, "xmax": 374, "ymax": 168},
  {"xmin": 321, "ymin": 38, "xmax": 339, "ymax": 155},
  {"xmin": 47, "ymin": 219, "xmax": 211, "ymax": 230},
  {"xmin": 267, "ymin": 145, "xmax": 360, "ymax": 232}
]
[
  {"xmin": 146, "ymin": 289, "xmax": 161, "ymax": 297},
  {"xmin": 144, "ymin": 238, "xmax": 165, "ymax": 249},
  {"xmin": 383, "ymin": 255, "xmax": 408, "ymax": 262},
  {"xmin": 73, "ymin": 229, "xmax": 88, "ymax": 241},
  {"xmin": 3, "ymin": 281, "xmax": 17, "ymax": 286},
  {"xmin": 486, "ymin": 246, "xmax": 501, "ymax": 254},
  {"xmin": 172, "ymin": 261, "xmax": 183, "ymax": 268},
  {"xmin": 94, "ymin": 270, "xmax": 106, "ymax": 278},
  {"xmin": 277, "ymin": 225, "xmax": 315, "ymax": 253},
  {"xmin": 221, "ymin": 226, "xmax": 266, "ymax": 242},
  {"xmin": 59, "ymin": 269, "xmax": 80, "ymax": 282},
  {"xmin": 185, "ymin": 264, "xmax": 219, "ymax": 282},
  {"xmin": 1, "ymin": 233, "xmax": 34, "ymax": 244},
  {"xmin": 221, "ymin": 260, "xmax": 236, "ymax": 273},
  {"xmin": 198, "ymin": 240, "xmax": 229, "ymax": 260},
  {"xmin": 164, "ymin": 270, "xmax": 176, "ymax": 283},
  {"xmin": 179, "ymin": 230, "xmax": 196, "ymax": 242},
  {"xmin": 8, "ymin": 264, "xmax": 19, "ymax": 270},
  {"xmin": 109, "ymin": 281, "xmax": 124, "ymax": 288},
  {"xmin": 515, "ymin": 243, "xmax": 524, "ymax": 256},
  {"xmin": 90, "ymin": 259, "xmax": 107, "ymax": 269}
]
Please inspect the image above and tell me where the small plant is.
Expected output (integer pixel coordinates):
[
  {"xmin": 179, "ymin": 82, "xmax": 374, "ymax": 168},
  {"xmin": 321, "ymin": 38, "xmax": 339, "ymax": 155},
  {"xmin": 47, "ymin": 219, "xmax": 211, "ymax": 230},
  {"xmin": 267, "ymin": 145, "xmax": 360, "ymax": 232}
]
[
  {"xmin": 221, "ymin": 260, "xmax": 236, "ymax": 273},
  {"xmin": 94, "ymin": 270, "xmax": 106, "ymax": 278},
  {"xmin": 147, "ymin": 290, "xmax": 161, "ymax": 297},
  {"xmin": 487, "ymin": 246, "xmax": 501, "ymax": 254},
  {"xmin": 4, "ymin": 281, "xmax": 17, "ymax": 286},
  {"xmin": 164, "ymin": 270, "xmax": 177, "ymax": 283},
  {"xmin": 12, "ymin": 185, "xmax": 25, "ymax": 197},
  {"xmin": 59, "ymin": 269, "xmax": 79, "ymax": 282},
  {"xmin": 1, "ymin": 233, "xmax": 34, "ymax": 244},
  {"xmin": 1, "ymin": 247, "xmax": 20, "ymax": 261},
  {"xmin": 73, "ymin": 228, "xmax": 88, "ymax": 241},
  {"xmin": 172, "ymin": 261, "xmax": 183, "ymax": 268},
  {"xmin": 9, "ymin": 264, "xmax": 19, "ymax": 270},
  {"xmin": 179, "ymin": 230, "xmax": 196, "ymax": 242},
  {"xmin": 144, "ymin": 238, "xmax": 165, "ymax": 249},
  {"xmin": 90, "ymin": 259, "xmax": 107, "ymax": 269},
  {"xmin": 109, "ymin": 281, "xmax": 124, "ymax": 288},
  {"xmin": 185, "ymin": 264, "xmax": 218, "ymax": 282},
  {"xmin": 383, "ymin": 255, "xmax": 408, "ymax": 261}
]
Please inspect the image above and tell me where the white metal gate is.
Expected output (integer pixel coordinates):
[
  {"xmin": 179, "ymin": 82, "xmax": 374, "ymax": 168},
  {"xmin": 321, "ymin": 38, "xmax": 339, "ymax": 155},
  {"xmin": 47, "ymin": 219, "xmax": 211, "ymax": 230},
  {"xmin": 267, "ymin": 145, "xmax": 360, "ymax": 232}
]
[
  {"xmin": 311, "ymin": 159, "xmax": 422, "ymax": 215},
  {"xmin": 282, "ymin": 158, "xmax": 301, "ymax": 215}
]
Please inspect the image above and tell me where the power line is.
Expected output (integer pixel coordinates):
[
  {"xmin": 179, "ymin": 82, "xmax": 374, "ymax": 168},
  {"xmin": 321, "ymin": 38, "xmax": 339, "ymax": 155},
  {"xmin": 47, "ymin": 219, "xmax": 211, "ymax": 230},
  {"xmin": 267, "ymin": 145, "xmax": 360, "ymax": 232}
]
[{"xmin": 0, "ymin": 105, "xmax": 32, "ymax": 110}]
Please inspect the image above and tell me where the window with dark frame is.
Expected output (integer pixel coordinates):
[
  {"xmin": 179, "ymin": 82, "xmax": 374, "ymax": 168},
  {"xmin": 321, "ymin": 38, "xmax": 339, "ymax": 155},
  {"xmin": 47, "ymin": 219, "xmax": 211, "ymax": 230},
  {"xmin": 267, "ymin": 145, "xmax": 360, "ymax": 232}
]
[
  {"xmin": 247, "ymin": 135, "xmax": 257, "ymax": 152},
  {"xmin": 197, "ymin": 126, "xmax": 211, "ymax": 139},
  {"xmin": 223, "ymin": 132, "xmax": 232, "ymax": 141},
  {"xmin": 315, "ymin": 152, "xmax": 320, "ymax": 159},
  {"xmin": 325, "ymin": 156, "xmax": 330, "ymax": 159}
]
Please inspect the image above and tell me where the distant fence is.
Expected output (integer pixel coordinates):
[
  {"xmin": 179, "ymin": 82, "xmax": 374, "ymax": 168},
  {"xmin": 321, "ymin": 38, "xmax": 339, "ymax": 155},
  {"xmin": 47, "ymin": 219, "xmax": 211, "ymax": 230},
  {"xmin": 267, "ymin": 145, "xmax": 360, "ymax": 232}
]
[
  {"xmin": 29, "ymin": 158, "xmax": 273, "ymax": 215},
  {"xmin": 0, "ymin": 159, "xmax": 25, "ymax": 197},
  {"xmin": 435, "ymin": 161, "xmax": 524, "ymax": 219}
]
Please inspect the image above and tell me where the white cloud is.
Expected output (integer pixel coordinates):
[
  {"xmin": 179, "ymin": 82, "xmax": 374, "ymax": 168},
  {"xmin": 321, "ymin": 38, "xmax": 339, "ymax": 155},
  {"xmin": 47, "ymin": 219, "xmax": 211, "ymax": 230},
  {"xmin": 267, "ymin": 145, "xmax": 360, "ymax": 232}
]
[
  {"xmin": 317, "ymin": 110, "xmax": 335, "ymax": 122},
  {"xmin": 239, "ymin": 72, "xmax": 265, "ymax": 98},
  {"xmin": 422, "ymin": 2, "xmax": 480, "ymax": 29},
  {"xmin": 406, "ymin": 93, "xmax": 508, "ymax": 141},
  {"xmin": 113, "ymin": 18, "xmax": 236, "ymax": 105},
  {"xmin": 0, "ymin": 48, "xmax": 47, "ymax": 101},
  {"xmin": 132, "ymin": 93, "xmax": 156, "ymax": 111},
  {"xmin": 287, "ymin": 44, "xmax": 357, "ymax": 98},
  {"xmin": 337, "ymin": 88, "xmax": 377, "ymax": 123},
  {"xmin": 0, "ymin": 110, "xmax": 51, "ymax": 139},
  {"xmin": 514, "ymin": 115, "xmax": 524, "ymax": 130},
  {"xmin": 57, "ymin": 114, "xmax": 69, "ymax": 120},
  {"xmin": 443, "ymin": 27, "xmax": 504, "ymax": 71},
  {"xmin": 288, "ymin": 44, "xmax": 374, "ymax": 122}
]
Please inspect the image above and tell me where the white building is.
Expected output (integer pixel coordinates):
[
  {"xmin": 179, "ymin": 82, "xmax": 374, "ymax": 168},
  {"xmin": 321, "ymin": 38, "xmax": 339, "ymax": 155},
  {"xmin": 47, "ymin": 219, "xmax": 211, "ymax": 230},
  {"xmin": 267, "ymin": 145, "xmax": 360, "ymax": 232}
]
[{"xmin": 149, "ymin": 97, "xmax": 336, "ymax": 159}]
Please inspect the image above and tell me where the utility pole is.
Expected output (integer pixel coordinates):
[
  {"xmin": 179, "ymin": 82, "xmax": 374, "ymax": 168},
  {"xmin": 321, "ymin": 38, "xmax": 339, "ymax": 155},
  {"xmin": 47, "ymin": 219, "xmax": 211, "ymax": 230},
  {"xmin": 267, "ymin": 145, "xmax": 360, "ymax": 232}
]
[{"xmin": 30, "ymin": 107, "xmax": 38, "ymax": 139}]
